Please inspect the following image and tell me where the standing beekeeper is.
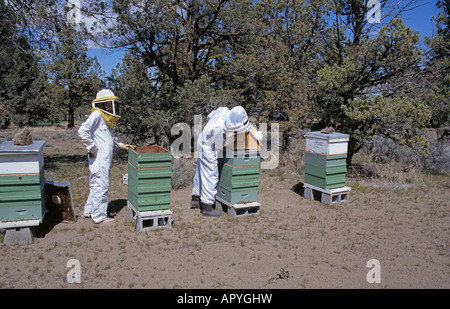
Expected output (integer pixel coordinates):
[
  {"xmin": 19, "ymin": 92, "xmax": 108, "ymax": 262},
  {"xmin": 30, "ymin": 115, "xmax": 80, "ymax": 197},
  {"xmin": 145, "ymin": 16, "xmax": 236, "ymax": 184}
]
[
  {"xmin": 78, "ymin": 89, "xmax": 135, "ymax": 225},
  {"xmin": 191, "ymin": 106, "xmax": 263, "ymax": 217}
]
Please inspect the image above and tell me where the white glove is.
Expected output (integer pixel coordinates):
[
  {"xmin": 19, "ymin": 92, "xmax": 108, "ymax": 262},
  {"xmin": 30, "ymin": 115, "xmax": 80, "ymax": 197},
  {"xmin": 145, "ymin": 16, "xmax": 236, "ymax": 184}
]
[{"xmin": 255, "ymin": 130, "xmax": 263, "ymax": 142}]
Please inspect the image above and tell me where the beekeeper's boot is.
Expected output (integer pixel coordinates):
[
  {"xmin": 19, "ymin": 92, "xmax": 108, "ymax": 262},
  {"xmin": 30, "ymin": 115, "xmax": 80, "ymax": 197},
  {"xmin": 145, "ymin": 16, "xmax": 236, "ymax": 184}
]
[
  {"xmin": 190, "ymin": 195, "xmax": 200, "ymax": 209},
  {"xmin": 200, "ymin": 202, "xmax": 222, "ymax": 217}
]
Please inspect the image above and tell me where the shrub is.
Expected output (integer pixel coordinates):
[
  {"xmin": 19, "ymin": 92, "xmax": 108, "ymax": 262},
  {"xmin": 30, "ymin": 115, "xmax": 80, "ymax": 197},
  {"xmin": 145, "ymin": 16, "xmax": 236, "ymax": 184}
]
[
  {"xmin": 171, "ymin": 158, "xmax": 196, "ymax": 190},
  {"xmin": 423, "ymin": 141, "xmax": 450, "ymax": 173}
]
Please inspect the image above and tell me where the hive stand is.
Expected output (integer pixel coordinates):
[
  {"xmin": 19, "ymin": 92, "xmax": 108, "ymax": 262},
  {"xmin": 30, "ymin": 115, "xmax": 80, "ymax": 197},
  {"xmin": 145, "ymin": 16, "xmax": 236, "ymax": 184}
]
[
  {"xmin": 304, "ymin": 183, "xmax": 351, "ymax": 205},
  {"xmin": 215, "ymin": 196, "xmax": 260, "ymax": 218},
  {"xmin": 1, "ymin": 221, "xmax": 39, "ymax": 245},
  {"xmin": 127, "ymin": 201, "xmax": 173, "ymax": 232}
]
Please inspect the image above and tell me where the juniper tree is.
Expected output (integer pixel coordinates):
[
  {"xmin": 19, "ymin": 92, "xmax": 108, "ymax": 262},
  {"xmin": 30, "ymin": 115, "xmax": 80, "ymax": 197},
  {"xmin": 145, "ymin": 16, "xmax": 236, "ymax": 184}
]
[
  {"xmin": 214, "ymin": 0, "xmax": 328, "ymax": 153},
  {"xmin": 423, "ymin": 0, "xmax": 449, "ymax": 128},
  {"xmin": 86, "ymin": 0, "xmax": 257, "ymax": 143},
  {"xmin": 0, "ymin": 1, "xmax": 49, "ymax": 126},
  {"xmin": 47, "ymin": 22, "xmax": 101, "ymax": 128},
  {"xmin": 314, "ymin": 0, "xmax": 431, "ymax": 166}
]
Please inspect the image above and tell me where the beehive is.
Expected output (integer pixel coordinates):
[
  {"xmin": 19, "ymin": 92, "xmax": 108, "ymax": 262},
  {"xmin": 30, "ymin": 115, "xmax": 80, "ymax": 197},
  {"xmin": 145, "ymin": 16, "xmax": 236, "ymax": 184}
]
[
  {"xmin": 217, "ymin": 155, "xmax": 260, "ymax": 204},
  {"xmin": 304, "ymin": 132, "xmax": 349, "ymax": 190},
  {"xmin": 127, "ymin": 146, "xmax": 172, "ymax": 211},
  {"xmin": 0, "ymin": 141, "xmax": 46, "ymax": 223}
]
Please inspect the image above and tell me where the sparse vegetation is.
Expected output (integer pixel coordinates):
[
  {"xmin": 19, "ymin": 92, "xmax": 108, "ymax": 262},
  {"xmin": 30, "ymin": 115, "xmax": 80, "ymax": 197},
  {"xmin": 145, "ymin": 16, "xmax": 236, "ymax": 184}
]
[{"xmin": 0, "ymin": 0, "xmax": 449, "ymax": 289}]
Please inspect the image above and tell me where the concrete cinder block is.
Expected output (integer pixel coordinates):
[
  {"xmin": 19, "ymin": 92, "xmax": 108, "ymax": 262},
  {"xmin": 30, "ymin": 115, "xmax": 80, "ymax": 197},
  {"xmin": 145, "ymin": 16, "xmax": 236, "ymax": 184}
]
[
  {"xmin": 135, "ymin": 213, "xmax": 173, "ymax": 232},
  {"xmin": 127, "ymin": 202, "xmax": 173, "ymax": 232},
  {"xmin": 304, "ymin": 183, "xmax": 350, "ymax": 205},
  {"xmin": 3, "ymin": 227, "xmax": 35, "ymax": 245},
  {"xmin": 304, "ymin": 187, "xmax": 313, "ymax": 200},
  {"xmin": 321, "ymin": 191, "xmax": 350, "ymax": 205},
  {"xmin": 215, "ymin": 196, "xmax": 260, "ymax": 218}
]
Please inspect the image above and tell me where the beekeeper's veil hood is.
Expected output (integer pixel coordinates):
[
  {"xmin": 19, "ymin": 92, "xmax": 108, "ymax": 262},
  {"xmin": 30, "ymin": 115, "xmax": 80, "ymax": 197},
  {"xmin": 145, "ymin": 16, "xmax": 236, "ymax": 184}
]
[
  {"xmin": 92, "ymin": 89, "xmax": 120, "ymax": 118},
  {"xmin": 226, "ymin": 106, "xmax": 251, "ymax": 134}
]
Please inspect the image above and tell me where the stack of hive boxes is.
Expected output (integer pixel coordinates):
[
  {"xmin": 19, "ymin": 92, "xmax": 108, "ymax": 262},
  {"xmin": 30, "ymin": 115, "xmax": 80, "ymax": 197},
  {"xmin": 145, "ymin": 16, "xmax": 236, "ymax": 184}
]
[
  {"xmin": 217, "ymin": 155, "xmax": 260, "ymax": 204},
  {"xmin": 215, "ymin": 128, "xmax": 262, "ymax": 217},
  {"xmin": 127, "ymin": 145, "xmax": 173, "ymax": 231},
  {"xmin": 0, "ymin": 141, "xmax": 46, "ymax": 243},
  {"xmin": 304, "ymin": 132, "xmax": 351, "ymax": 205}
]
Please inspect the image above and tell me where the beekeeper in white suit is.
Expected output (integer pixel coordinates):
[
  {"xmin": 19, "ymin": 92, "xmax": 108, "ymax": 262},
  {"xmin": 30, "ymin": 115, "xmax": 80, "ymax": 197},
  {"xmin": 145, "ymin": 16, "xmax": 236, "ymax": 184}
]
[
  {"xmin": 191, "ymin": 106, "xmax": 262, "ymax": 217},
  {"xmin": 78, "ymin": 89, "xmax": 135, "ymax": 225}
]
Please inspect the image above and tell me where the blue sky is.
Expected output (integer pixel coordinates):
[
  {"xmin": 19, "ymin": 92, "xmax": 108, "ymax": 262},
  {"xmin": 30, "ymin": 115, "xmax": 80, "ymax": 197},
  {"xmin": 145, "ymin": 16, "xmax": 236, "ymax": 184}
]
[
  {"xmin": 87, "ymin": 48, "xmax": 125, "ymax": 76},
  {"xmin": 87, "ymin": 1, "xmax": 441, "ymax": 76},
  {"xmin": 402, "ymin": 0, "xmax": 439, "ymax": 39}
]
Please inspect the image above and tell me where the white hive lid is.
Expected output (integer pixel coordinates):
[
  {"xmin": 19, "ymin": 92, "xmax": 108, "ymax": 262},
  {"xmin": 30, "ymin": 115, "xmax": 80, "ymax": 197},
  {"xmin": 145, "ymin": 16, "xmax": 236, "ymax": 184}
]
[
  {"xmin": 0, "ymin": 141, "xmax": 45, "ymax": 154},
  {"xmin": 304, "ymin": 131, "xmax": 349, "ymax": 141}
]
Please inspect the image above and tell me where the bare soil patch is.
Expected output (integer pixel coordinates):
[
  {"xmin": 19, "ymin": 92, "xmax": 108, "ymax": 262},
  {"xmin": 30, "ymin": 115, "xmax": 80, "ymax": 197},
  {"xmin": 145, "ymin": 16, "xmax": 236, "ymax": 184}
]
[{"xmin": 0, "ymin": 128, "xmax": 449, "ymax": 289}]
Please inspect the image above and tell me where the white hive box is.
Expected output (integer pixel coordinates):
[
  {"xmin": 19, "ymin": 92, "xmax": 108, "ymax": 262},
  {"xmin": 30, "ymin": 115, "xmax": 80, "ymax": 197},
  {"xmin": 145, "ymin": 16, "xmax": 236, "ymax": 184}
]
[
  {"xmin": 0, "ymin": 141, "xmax": 45, "ymax": 174},
  {"xmin": 305, "ymin": 132, "xmax": 349, "ymax": 156}
]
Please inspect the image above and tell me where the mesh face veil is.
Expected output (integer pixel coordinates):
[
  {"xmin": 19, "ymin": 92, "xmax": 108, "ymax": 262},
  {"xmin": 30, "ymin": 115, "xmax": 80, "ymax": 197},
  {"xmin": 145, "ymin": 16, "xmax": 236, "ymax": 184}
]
[{"xmin": 91, "ymin": 89, "xmax": 120, "ymax": 118}]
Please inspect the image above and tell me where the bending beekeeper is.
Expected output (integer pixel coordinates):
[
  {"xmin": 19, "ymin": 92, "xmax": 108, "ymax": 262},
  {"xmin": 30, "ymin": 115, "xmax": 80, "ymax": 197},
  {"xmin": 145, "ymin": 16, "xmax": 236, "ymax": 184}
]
[
  {"xmin": 78, "ymin": 89, "xmax": 135, "ymax": 225},
  {"xmin": 191, "ymin": 106, "xmax": 263, "ymax": 217}
]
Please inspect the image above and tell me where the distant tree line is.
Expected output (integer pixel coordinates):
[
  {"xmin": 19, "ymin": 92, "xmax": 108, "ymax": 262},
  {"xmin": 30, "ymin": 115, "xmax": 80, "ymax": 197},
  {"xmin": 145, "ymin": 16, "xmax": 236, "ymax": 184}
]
[{"xmin": 0, "ymin": 0, "xmax": 448, "ymax": 166}]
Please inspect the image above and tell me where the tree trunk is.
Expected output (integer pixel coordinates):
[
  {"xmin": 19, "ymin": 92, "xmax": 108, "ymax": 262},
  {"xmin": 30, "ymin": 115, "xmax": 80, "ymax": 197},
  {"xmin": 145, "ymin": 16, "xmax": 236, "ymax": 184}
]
[
  {"xmin": 282, "ymin": 129, "xmax": 290, "ymax": 155},
  {"xmin": 346, "ymin": 135, "xmax": 357, "ymax": 168},
  {"xmin": 68, "ymin": 103, "xmax": 74, "ymax": 129}
]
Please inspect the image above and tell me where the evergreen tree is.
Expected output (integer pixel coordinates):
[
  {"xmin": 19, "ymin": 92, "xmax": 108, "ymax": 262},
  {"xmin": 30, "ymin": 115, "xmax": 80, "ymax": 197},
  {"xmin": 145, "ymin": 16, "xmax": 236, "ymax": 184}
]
[
  {"xmin": 0, "ymin": 1, "xmax": 49, "ymax": 126},
  {"xmin": 424, "ymin": 0, "xmax": 449, "ymax": 128},
  {"xmin": 47, "ymin": 22, "xmax": 102, "ymax": 128},
  {"xmin": 86, "ymin": 0, "xmax": 257, "ymax": 143},
  {"xmin": 87, "ymin": 0, "xmax": 252, "ymax": 89},
  {"xmin": 217, "ymin": 0, "xmax": 328, "ymax": 153},
  {"xmin": 110, "ymin": 52, "xmax": 171, "ymax": 146},
  {"xmin": 313, "ymin": 1, "xmax": 431, "ymax": 166}
]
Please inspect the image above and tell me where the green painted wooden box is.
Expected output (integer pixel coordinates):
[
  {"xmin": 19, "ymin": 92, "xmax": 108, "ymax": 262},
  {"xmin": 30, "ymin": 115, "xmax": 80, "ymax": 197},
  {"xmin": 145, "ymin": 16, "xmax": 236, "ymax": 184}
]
[
  {"xmin": 304, "ymin": 162, "xmax": 347, "ymax": 178},
  {"xmin": 216, "ymin": 187, "xmax": 259, "ymax": 204},
  {"xmin": 304, "ymin": 154, "xmax": 347, "ymax": 191},
  {"xmin": 0, "ymin": 141, "xmax": 46, "ymax": 222},
  {"xmin": 217, "ymin": 155, "xmax": 260, "ymax": 204},
  {"xmin": 304, "ymin": 173, "xmax": 347, "ymax": 189},
  {"xmin": 128, "ymin": 146, "xmax": 172, "ymax": 211},
  {"xmin": 304, "ymin": 153, "xmax": 347, "ymax": 189},
  {"xmin": 304, "ymin": 152, "xmax": 347, "ymax": 167},
  {"xmin": 0, "ymin": 170, "xmax": 46, "ymax": 222}
]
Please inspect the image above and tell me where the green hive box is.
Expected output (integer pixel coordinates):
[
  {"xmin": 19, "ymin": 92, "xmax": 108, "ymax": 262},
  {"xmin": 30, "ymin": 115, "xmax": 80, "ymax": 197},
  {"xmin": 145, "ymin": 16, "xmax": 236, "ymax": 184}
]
[
  {"xmin": 217, "ymin": 155, "xmax": 260, "ymax": 204},
  {"xmin": 127, "ymin": 146, "xmax": 172, "ymax": 211},
  {"xmin": 0, "ymin": 141, "xmax": 46, "ymax": 223},
  {"xmin": 304, "ymin": 153, "xmax": 347, "ymax": 189},
  {"xmin": 304, "ymin": 132, "xmax": 349, "ymax": 190}
]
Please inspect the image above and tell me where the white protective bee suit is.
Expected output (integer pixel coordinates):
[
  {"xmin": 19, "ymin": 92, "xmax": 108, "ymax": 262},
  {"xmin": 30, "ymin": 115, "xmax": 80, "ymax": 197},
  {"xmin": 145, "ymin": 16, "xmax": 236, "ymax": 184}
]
[
  {"xmin": 78, "ymin": 90, "xmax": 129, "ymax": 224},
  {"xmin": 192, "ymin": 107, "xmax": 230, "ymax": 207},
  {"xmin": 192, "ymin": 106, "xmax": 258, "ymax": 216}
]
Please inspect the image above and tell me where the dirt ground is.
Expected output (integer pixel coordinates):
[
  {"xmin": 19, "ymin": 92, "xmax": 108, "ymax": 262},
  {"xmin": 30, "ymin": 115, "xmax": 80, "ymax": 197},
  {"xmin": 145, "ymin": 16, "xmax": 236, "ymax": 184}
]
[{"xmin": 0, "ymin": 128, "xmax": 449, "ymax": 289}]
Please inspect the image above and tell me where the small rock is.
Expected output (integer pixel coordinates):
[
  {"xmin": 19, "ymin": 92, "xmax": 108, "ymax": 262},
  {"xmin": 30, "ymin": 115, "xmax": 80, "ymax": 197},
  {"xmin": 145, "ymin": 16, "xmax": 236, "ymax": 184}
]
[
  {"xmin": 320, "ymin": 126, "xmax": 335, "ymax": 134},
  {"xmin": 12, "ymin": 127, "xmax": 33, "ymax": 145}
]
